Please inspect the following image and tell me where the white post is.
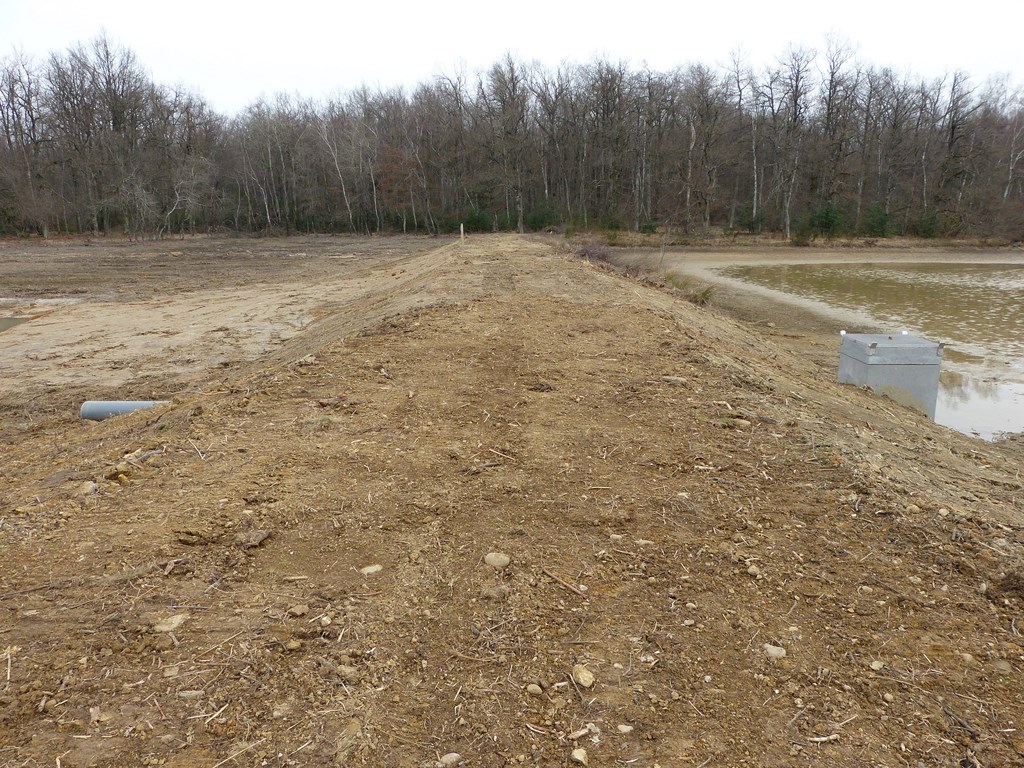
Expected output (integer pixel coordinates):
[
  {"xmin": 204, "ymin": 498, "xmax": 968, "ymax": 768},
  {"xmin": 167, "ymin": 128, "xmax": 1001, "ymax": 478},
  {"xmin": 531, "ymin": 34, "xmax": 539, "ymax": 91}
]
[{"xmin": 460, "ymin": 223, "xmax": 465, "ymax": 242}]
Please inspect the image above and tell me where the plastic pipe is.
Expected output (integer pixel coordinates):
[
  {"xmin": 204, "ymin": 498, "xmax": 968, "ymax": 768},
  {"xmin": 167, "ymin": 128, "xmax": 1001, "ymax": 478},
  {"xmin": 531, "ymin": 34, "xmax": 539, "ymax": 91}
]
[{"xmin": 80, "ymin": 400, "xmax": 170, "ymax": 421}]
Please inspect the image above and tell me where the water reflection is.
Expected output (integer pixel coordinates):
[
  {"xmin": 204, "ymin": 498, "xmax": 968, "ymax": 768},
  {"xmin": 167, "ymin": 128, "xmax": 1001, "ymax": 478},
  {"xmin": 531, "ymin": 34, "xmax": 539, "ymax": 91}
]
[
  {"xmin": 940, "ymin": 370, "xmax": 1001, "ymax": 404},
  {"xmin": 723, "ymin": 262, "xmax": 1024, "ymax": 440},
  {"xmin": 937, "ymin": 374, "xmax": 1024, "ymax": 440}
]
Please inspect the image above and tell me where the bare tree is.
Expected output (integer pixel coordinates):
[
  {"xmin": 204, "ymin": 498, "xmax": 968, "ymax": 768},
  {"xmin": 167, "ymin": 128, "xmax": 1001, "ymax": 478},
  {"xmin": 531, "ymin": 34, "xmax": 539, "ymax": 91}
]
[
  {"xmin": 3, "ymin": 34, "xmax": 1022, "ymax": 240},
  {"xmin": 0, "ymin": 51, "xmax": 52, "ymax": 234}
]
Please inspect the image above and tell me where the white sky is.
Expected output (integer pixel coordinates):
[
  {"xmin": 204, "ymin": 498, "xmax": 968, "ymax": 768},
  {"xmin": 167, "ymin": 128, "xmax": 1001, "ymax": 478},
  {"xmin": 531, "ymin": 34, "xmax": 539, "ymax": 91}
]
[{"xmin": 2, "ymin": 0, "xmax": 1020, "ymax": 115}]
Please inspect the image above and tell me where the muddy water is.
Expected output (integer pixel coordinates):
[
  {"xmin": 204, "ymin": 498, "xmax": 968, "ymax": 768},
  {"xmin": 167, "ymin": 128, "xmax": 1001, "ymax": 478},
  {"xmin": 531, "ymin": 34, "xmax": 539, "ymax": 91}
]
[
  {"xmin": 721, "ymin": 263, "xmax": 1024, "ymax": 440},
  {"xmin": 0, "ymin": 317, "xmax": 28, "ymax": 334}
]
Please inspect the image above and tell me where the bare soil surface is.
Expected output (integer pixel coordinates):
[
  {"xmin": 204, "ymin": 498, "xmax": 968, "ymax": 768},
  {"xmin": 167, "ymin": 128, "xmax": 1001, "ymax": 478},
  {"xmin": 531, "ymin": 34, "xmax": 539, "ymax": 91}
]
[
  {"xmin": 2, "ymin": 235, "xmax": 1023, "ymax": 768},
  {"xmin": 0, "ymin": 236, "xmax": 441, "ymax": 425}
]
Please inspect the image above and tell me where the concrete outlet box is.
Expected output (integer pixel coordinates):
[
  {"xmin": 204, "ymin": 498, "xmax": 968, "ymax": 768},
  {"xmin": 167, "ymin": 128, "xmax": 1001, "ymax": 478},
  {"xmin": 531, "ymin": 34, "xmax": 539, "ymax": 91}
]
[{"xmin": 838, "ymin": 333, "xmax": 945, "ymax": 419}]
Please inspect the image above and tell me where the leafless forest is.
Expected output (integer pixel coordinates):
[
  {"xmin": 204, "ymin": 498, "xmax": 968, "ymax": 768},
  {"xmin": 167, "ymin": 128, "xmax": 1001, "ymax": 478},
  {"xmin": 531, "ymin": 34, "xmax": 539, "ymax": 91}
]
[{"xmin": 2, "ymin": 35, "xmax": 1023, "ymax": 239}]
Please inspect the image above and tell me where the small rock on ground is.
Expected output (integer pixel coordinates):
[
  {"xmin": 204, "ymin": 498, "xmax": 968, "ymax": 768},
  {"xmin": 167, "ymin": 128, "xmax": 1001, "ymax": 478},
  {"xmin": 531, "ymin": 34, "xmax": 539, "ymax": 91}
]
[
  {"xmin": 484, "ymin": 552, "xmax": 511, "ymax": 570},
  {"xmin": 572, "ymin": 664, "xmax": 596, "ymax": 688},
  {"xmin": 764, "ymin": 643, "xmax": 786, "ymax": 660},
  {"xmin": 234, "ymin": 529, "xmax": 270, "ymax": 548},
  {"xmin": 152, "ymin": 613, "xmax": 188, "ymax": 633}
]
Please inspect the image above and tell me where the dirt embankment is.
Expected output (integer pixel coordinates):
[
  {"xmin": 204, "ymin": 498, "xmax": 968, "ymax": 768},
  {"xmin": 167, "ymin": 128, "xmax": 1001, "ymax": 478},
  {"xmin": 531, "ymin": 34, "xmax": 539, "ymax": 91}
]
[{"xmin": 1, "ymin": 235, "xmax": 1023, "ymax": 767}]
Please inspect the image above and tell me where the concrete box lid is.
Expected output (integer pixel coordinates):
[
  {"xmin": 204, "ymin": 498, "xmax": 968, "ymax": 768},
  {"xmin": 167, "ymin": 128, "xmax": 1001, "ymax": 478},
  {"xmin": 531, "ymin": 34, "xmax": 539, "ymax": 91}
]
[{"xmin": 839, "ymin": 333, "xmax": 945, "ymax": 365}]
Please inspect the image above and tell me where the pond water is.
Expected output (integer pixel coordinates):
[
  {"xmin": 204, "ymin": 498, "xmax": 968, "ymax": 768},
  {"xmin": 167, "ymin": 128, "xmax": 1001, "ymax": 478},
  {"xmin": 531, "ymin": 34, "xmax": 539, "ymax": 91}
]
[
  {"xmin": 720, "ymin": 262, "xmax": 1024, "ymax": 440},
  {"xmin": 0, "ymin": 317, "xmax": 29, "ymax": 334}
]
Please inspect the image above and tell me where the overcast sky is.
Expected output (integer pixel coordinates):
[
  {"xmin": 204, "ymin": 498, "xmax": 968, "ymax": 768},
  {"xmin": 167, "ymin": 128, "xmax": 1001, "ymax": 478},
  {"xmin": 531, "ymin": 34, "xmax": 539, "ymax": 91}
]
[{"xmin": 2, "ymin": 0, "xmax": 1020, "ymax": 115}]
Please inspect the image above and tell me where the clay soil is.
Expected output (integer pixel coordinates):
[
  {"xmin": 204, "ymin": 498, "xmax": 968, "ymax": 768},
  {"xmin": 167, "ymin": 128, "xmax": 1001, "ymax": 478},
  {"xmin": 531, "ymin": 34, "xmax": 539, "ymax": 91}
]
[{"xmin": 1, "ymin": 234, "xmax": 1023, "ymax": 768}]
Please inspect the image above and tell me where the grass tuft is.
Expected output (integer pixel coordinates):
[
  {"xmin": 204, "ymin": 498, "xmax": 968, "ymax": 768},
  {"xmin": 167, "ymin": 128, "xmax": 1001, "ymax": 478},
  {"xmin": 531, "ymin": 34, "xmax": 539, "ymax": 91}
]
[{"xmin": 667, "ymin": 272, "xmax": 714, "ymax": 306}]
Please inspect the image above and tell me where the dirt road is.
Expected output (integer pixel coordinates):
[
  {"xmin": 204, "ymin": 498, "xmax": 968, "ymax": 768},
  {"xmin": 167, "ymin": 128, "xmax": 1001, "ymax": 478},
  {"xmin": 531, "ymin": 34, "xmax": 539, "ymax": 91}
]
[{"xmin": 2, "ymin": 235, "xmax": 1023, "ymax": 767}]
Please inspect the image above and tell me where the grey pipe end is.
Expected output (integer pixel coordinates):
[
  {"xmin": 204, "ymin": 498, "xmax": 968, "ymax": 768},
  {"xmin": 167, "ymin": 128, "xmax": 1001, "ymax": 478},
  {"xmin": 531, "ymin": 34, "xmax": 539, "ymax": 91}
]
[{"xmin": 80, "ymin": 400, "xmax": 170, "ymax": 421}]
